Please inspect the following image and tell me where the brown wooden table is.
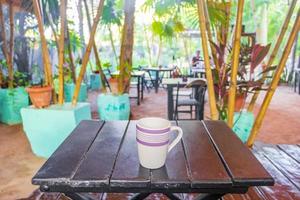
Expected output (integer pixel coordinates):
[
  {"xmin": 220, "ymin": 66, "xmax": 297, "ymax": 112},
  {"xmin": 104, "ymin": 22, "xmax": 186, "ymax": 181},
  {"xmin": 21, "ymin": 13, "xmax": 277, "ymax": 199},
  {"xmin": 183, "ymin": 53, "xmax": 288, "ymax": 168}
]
[{"xmin": 32, "ymin": 120, "xmax": 274, "ymax": 200}]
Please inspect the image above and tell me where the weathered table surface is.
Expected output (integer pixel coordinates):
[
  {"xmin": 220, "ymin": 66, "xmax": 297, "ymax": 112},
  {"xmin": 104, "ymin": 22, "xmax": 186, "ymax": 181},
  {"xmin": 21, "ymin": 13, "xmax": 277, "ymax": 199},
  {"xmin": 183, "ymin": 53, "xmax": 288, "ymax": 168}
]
[{"xmin": 32, "ymin": 120, "xmax": 274, "ymax": 200}]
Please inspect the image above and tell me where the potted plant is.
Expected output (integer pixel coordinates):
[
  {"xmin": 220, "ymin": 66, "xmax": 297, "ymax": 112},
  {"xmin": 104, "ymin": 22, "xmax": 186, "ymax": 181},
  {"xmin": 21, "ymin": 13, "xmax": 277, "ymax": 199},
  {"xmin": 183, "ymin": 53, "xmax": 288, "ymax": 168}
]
[
  {"xmin": 212, "ymin": 40, "xmax": 272, "ymax": 142},
  {"xmin": 90, "ymin": 61, "xmax": 111, "ymax": 91},
  {"xmin": 0, "ymin": 3, "xmax": 29, "ymax": 125},
  {"xmin": 0, "ymin": 65, "xmax": 29, "ymax": 125},
  {"xmin": 97, "ymin": 0, "xmax": 136, "ymax": 121},
  {"xmin": 21, "ymin": 0, "xmax": 92, "ymax": 158}
]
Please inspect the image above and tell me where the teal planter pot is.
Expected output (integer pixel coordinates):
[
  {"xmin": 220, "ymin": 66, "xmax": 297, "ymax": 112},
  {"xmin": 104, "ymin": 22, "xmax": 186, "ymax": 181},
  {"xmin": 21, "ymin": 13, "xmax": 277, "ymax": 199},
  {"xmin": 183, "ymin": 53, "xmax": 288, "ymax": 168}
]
[
  {"xmin": 64, "ymin": 83, "xmax": 87, "ymax": 102},
  {"xmin": 0, "ymin": 87, "xmax": 29, "ymax": 125},
  {"xmin": 233, "ymin": 111, "xmax": 255, "ymax": 143},
  {"xmin": 90, "ymin": 73, "xmax": 102, "ymax": 91},
  {"xmin": 21, "ymin": 102, "xmax": 91, "ymax": 158},
  {"xmin": 97, "ymin": 93, "xmax": 130, "ymax": 120}
]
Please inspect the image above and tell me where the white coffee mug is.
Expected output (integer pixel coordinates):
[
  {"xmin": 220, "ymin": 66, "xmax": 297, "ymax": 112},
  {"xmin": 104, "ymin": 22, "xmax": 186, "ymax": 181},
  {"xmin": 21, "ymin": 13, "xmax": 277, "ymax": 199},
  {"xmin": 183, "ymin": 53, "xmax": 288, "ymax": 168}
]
[{"xmin": 136, "ymin": 117, "xmax": 183, "ymax": 169}]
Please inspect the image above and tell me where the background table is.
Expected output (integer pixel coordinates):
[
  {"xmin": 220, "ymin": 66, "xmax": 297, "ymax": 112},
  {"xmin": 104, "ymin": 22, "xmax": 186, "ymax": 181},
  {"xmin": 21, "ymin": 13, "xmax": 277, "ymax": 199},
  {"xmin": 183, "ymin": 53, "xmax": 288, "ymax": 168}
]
[
  {"xmin": 111, "ymin": 71, "xmax": 145, "ymax": 105},
  {"xmin": 32, "ymin": 120, "xmax": 273, "ymax": 200},
  {"xmin": 162, "ymin": 78, "xmax": 206, "ymax": 120},
  {"xmin": 143, "ymin": 67, "xmax": 175, "ymax": 93}
]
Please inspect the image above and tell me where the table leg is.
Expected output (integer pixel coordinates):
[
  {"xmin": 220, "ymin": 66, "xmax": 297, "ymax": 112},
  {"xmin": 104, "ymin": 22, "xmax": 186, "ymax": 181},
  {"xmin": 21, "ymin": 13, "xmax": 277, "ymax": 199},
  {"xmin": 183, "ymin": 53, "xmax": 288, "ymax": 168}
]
[
  {"xmin": 193, "ymin": 193, "xmax": 225, "ymax": 200},
  {"xmin": 141, "ymin": 76, "xmax": 144, "ymax": 100},
  {"xmin": 167, "ymin": 85, "xmax": 174, "ymax": 120},
  {"xmin": 130, "ymin": 193, "xmax": 151, "ymax": 200},
  {"xmin": 155, "ymin": 71, "xmax": 159, "ymax": 93},
  {"xmin": 137, "ymin": 76, "xmax": 140, "ymax": 105},
  {"xmin": 298, "ymin": 72, "xmax": 300, "ymax": 95}
]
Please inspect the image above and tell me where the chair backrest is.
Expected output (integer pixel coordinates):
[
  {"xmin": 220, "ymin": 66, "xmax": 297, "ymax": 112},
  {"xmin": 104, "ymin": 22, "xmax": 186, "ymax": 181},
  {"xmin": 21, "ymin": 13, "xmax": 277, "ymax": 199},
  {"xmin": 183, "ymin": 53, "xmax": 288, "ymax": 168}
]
[{"xmin": 185, "ymin": 79, "xmax": 206, "ymax": 88}]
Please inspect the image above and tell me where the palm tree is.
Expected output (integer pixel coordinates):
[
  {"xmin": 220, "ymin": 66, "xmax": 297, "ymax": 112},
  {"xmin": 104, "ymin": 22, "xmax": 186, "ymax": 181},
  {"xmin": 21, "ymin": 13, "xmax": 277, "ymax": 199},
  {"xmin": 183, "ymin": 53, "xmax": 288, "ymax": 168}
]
[{"xmin": 118, "ymin": 0, "xmax": 136, "ymax": 94}]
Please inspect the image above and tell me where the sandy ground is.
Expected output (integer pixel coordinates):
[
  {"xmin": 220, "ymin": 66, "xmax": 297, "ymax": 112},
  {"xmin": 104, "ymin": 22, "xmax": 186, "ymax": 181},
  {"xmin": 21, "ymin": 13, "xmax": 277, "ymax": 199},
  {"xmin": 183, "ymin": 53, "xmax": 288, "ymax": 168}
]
[{"xmin": 0, "ymin": 85, "xmax": 299, "ymax": 200}]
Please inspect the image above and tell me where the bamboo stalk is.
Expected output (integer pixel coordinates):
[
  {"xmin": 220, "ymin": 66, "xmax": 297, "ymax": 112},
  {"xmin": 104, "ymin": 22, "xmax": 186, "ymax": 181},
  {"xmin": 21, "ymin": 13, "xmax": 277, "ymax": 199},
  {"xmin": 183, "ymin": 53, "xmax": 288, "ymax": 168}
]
[
  {"xmin": 33, "ymin": 0, "xmax": 56, "ymax": 103},
  {"xmin": 8, "ymin": 3, "xmax": 14, "ymax": 89},
  {"xmin": 0, "ymin": 2, "xmax": 8, "ymax": 86},
  {"xmin": 247, "ymin": 10, "xmax": 300, "ymax": 147},
  {"xmin": 83, "ymin": 0, "xmax": 107, "ymax": 92},
  {"xmin": 72, "ymin": 0, "xmax": 105, "ymax": 105},
  {"xmin": 196, "ymin": 0, "xmax": 218, "ymax": 120},
  {"xmin": 32, "ymin": 0, "xmax": 56, "ymax": 104},
  {"xmin": 203, "ymin": 1, "xmax": 219, "ymax": 72},
  {"xmin": 248, "ymin": 0, "xmax": 297, "ymax": 112},
  {"xmin": 58, "ymin": 0, "xmax": 66, "ymax": 105},
  {"xmin": 118, "ymin": 0, "xmax": 136, "ymax": 94},
  {"xmin": 227, "ymin": 0, "xmax": 245, "ymax": 127},
  {"xmin": 67, "ymin": 26, "xmax": 76, "ymax": 83}
]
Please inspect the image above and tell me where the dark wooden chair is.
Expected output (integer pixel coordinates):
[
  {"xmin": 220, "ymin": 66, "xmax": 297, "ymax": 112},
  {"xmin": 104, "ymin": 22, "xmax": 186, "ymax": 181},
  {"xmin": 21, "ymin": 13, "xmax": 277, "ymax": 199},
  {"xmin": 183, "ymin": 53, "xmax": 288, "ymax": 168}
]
[{"xmin": 174, "ymin": 79, "xmax": 206, "ymax": 120}]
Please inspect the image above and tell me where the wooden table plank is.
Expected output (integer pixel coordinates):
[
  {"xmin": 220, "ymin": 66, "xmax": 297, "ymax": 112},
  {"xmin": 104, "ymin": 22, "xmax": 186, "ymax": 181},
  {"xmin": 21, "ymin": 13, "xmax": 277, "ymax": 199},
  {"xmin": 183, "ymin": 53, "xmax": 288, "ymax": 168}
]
[
  {"xmin": 253, "ymin": 144, "xmax": 300, "ymax": 200},
  {"xmin": 110, "ymin": 121, "xmax": 150, "ymax": 188},
  {"xmin": 150, "ymin": 122, "xmax": 190, "ymax": 189},
  {"xmin": 178, "ymin": 121, "xmax": 232, "ymax": 188},
  {"xmin": 203, "ymin": 120, "xmax": 274, "ymax": 187},
  {"xmin": 32, "ymin": 120, "xmax": 104, "ymax": 184},
  {"xmin": 254, "ymin": 143, "xmax": 300, "ymax": 190},
  {"xmin": 277, "ymin": 144, "xmax": 300, "ymax": 164},
  {"xmin": 71, "ymin": 121, "xmax": 129, "ymax": 187}
]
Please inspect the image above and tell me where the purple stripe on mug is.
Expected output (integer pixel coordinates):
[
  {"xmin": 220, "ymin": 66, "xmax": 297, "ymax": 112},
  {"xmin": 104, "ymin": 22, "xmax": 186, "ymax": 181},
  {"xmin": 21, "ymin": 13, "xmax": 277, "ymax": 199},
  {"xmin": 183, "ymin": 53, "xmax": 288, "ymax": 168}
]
[
  {"xmin": 136, "ymin": 125, "xmax": 170, "ymax": 134},
  {"xmin": 136, "ymin": 138, "xmax": 169, "ymax": 147}
]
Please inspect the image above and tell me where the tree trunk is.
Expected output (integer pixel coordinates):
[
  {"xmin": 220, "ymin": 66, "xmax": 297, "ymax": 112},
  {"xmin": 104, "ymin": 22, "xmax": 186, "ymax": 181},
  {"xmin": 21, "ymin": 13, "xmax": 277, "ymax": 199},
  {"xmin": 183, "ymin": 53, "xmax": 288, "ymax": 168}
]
[
  {"xmin": 58, "ymin": 0, "xmax": 67, "ymax": 105},
  {"xmin": 8, "ymin": 3, "xmax": 14, "ymax": 89},
  {"xmin": 196, "ymin": 0, "xmax": 218, "ymax": 120},
  {"xmin": 248, "ymin": 0, "xmax": 297, "ymax": 112},
  {"xmin": 0, "ymin": 2, "xmax": 9, "ymax": 86},
  {"xmin": 227, "ymin": 0, "xmax": 245, "ymax": 128},
  {"xmin": 156, "ymin": 37, "xmax": 162, "ymax": 66},
  {"xmin": 108, "ymin": 25, "xmax": 119, "ymax": 66},
  {"xmin": 83, "ymin": 0, "xmax": 107, "ymax": 92},
  {"xmin": 72, "ymin": 0, "xmax": 105, "ymax": 105},
  {"xmin": 14, "ymin": 13, "xmax": 29, "ymax": 73},
  {"xmin": 76, "ymin": 0, "xmax": 85, "ymax": 56},
  {"xmin": 247, "ymin": 11, "xmax": 300, "ymax": 147},
  {"xmin": 118, "ymin": 0, "xmax": 136, "ymax": 94}
]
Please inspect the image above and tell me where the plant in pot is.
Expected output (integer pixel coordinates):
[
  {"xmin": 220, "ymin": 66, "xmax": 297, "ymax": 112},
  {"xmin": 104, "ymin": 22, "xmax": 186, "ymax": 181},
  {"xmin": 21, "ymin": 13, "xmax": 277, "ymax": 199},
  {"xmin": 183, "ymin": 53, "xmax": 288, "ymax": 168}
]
[
  {"xmin": 212, "ymin": 41, "xmax": 272, "ymax": 142},
  {"xmin": 0, "ymin": 3, "xmax": 30, "ymax": 125},
  {"xmin": 21, "ymin": 0, "xmax": 93, "ymax": 158},
  {"xmin": 97, "ymin": 0, "xmax": 136, "ymax": 121},
  {"xmin": 26, "ymin": 64, "xmax": 52, "ymax": 108}
]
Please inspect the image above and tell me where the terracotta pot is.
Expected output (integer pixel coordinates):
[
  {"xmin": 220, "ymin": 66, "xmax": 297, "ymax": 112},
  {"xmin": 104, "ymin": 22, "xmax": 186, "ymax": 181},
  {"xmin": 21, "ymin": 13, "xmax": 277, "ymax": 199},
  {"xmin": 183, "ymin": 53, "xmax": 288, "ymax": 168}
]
[
  {"xmin": 26, "ymin": 86, "xmax": 52, "ymax": 108},
  {"xmin": 109, "ymin": 78, "xmax": 119, "ymax": 94},
  {"xmin": 234, "ymin": 93, "xmax": 247, "ymax": 112}
]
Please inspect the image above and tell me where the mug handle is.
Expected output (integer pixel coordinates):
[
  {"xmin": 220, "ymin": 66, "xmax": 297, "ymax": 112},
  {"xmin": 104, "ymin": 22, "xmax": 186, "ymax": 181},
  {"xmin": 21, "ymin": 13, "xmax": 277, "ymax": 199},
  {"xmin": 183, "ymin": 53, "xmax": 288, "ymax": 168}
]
[{"xmin": 168, "ymin": 126, "xmax": 183, "ymax": 153}]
